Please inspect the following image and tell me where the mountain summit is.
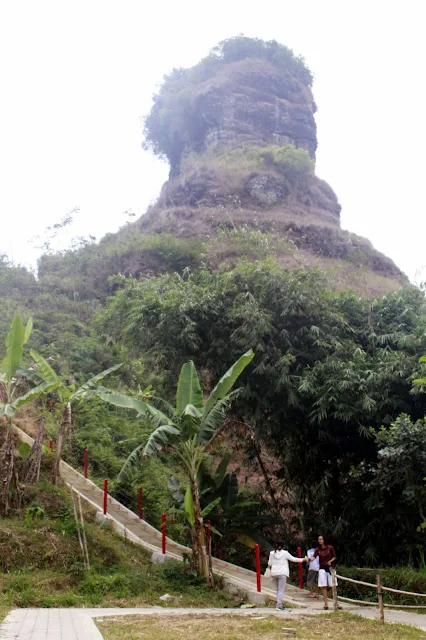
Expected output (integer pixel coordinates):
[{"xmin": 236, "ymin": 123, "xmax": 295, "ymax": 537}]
[{"xmin": 137, "ymin": 36, "xmax": 405, "ymax": 296}]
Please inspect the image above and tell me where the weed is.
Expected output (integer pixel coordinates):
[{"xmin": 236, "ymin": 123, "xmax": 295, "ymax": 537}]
[{"xmin": 25, "ymin": 505, "xmax": 45, "ymax": 526}]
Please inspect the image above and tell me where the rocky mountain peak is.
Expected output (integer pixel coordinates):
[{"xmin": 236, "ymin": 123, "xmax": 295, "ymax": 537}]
[{"xmin": 137, "ymin": 36, "xmax": 406, "ymax": 297}]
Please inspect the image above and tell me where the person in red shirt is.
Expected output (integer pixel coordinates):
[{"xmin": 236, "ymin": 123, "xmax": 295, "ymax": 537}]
[{"xmin": 310, "ymin": 535, "xmax": 341, "ymax": 610}]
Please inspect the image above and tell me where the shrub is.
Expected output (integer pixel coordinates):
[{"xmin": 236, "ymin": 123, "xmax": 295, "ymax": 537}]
[
  {"xmin": 260, "ymin": 145, "xmax": 314, "ymax": 179},
  {"xmin": 182, "ymin": 144, "xmax": 313, "ymax": 184},
  {"xmin": 209, "ymin": 36, "xmax": 312, "ymax": 85},
  {"xmin": 158, "ymin": 560, "xmax": 203, "ymax": 587}
]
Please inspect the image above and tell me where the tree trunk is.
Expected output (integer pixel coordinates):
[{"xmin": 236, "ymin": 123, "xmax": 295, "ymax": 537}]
[
  {"xmin": 192, "ymin": 479, "xmax": 213, "ymax": 585},
  {"xmin": 52, "ymin": 402, "xmax": 71, "ymax": 485},
  {"xmin": 189, "ymin": 526, "xmax": 197, "ymax": 571},
  {"xmin": 24, "ymin": 417, "xmax": 45, "ymax": 484},
  {"xmin": 250, "ymin": 435, "xmax": 280, "ymax": 515},
  {"xmin": 0, "ymin": 426, "xmax": 18, "ymax": 515},
  {"xmin": 234, "ymin": 420, "xmax": 281, "ymax": 516}
]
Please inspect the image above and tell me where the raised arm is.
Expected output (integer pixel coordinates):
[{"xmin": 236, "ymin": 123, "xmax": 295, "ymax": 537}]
[{"xmin": 285, "ymin": 551, "xmax": 305, "ymax": 563}]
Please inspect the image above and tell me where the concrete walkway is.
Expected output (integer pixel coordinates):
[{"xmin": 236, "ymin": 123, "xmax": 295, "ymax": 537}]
[{"xmin": 1, "ymin": 606, "xmax": 426, "ymax": 639}]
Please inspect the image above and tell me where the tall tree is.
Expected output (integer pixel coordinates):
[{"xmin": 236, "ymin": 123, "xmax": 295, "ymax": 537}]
[{"xmin": 26, "ymin": 350, "xmax": 122, "ymax": 484}]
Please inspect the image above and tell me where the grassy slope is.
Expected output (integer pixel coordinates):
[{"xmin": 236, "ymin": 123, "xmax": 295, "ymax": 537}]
[
  {"xmin": 97, "ymin": 612, "xmax": 423, "ymax": 640},
  {"xmin": 0, "ymin": 478, "xmax": 236, "ymax": 611}
]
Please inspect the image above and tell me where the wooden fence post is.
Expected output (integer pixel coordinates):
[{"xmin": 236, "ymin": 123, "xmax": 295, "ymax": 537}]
[
  {"xmin": 331, "ymin": 568, "xmax": 338, "ymax": 611},
  {"xmin": 377, "ymin": 574, "xmax": 385, "ymax": 624}
]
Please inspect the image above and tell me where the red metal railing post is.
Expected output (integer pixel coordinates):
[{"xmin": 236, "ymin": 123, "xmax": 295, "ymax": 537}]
[
  {"xmin": 103, "ymin": 478, "xmax": 108, "ymax": 515},
  {"xmin": 297, "ymin": 546, "xmax": 304, "ymax": 590},
  {"xmin": 255, "ymin": 543, "xmax": 261, "ymax": 592},
  {"xmin": 83, "ymin": 448, "xmax": 88, "ymax": 478},
  {"xmin": 161, "ymin": 513, "xmax": 166, "ymax": 554},
  {"xmin": 49, "ymin": 439, "xmax": 53, "ymax": 451},
  {"xmin": 138, "ymin": 487, "xmax": 143, "ymax": 520}
]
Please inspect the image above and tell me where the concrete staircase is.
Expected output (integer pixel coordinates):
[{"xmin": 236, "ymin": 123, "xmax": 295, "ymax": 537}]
[{"xmin": 14, "ymin": 425, "xmax": 308, "ymax": 607}]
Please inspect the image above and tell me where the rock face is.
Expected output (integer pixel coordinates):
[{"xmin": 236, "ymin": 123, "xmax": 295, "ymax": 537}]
[
  {"xmin": 180, "ymin": 58, "xmax": 318, "ymax": 171},
  {"xmin": 139, "ymin": 38, "xmax": 406, "ymax": 296}
]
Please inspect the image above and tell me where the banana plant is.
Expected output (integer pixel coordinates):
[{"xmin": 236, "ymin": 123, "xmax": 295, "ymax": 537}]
[
  {"xmin": 198, "ymin": 455, "xmax": 279, "ymax": 551},
  {"xmin": 26, "ymin": 350, "xmax": 122, "ymax": 484},
  {"xmin": 170, "ymin": 455, "xmax": 277, "ymax": 554},
  {"xmin": 0, "ymin": 316, "xmax": 60, "ymax": 514},
  {"xmin": 168, "ymin": 479, "xmax": 221, "ymax": 568},
  {"xmin": 98, "ymin": 349, "xmax": 254, "ymax": 583}
]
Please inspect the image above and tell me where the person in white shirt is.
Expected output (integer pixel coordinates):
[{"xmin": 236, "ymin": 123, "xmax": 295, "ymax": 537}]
[
  {"xmin": 266, "ymin": 540, "xmax": 308, "ymax": 610},
  {"xmin": 307, "ymin": 547, "xmax": 320, "ymax": 598}
]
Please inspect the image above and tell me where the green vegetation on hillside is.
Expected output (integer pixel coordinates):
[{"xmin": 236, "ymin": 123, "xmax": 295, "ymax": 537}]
[
  {"xmin": 0, "ymin": 474, "xmax": 235, "ymax": 610},
  {"xmin": 182, "ymin": 144, "xmax": 314, "ymax": 179},
  {"xmin": 97, "ymin": 261, "xmax": 426, "ymax": 565},
  {"xmin": 2, "ymin": 240, "xmax": 426, "ymax": 570}
]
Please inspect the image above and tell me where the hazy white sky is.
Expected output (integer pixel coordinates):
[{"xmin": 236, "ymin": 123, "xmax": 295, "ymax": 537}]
[{"xmin": 1, "ymin": 0, "xmax": 425, "ymax": 282}]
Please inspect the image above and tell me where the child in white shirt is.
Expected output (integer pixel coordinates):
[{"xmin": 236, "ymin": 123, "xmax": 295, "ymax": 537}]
[{"xmin": 307, "ymin": 547, "xmax": 320, "ymax": 598}]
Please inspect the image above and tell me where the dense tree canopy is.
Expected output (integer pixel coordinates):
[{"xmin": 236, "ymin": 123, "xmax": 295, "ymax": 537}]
[
  {"xmin": 98, "ymin": 260, "xmax": 426, "ymax": 564},
  {"xmin": 1, "ymin": 237, "xmax": 425, "ymax": 566}
]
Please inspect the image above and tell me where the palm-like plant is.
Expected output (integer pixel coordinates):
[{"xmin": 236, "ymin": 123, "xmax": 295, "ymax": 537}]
[
  {"xmin": 170, "ymin": 453, "xmax": 278, "ymax": 554},
  {"xmin": 99, "ymin": 349, "xmax": 254, "ymax": 582},
  {"xmin": 26, "ymin": 350, "xmax": 122, "ymax": 484},
  {"xmin": 0, "ymin": 316, "xmax": 60, "ymax": 513},
  {"xmin": 198, "ymin": 455, "xmax": 278, "ymax": 550}
]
